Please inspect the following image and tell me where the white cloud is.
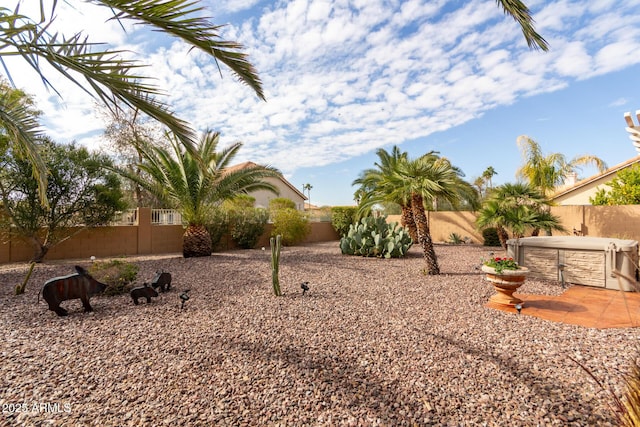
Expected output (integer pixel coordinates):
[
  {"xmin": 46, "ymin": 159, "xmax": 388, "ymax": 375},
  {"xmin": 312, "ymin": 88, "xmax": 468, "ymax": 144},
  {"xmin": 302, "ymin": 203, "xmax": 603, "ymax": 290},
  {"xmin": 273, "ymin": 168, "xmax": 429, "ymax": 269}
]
[{"xmin": 4, "ymin": 0, "xmax": 640, "ymax": 181}]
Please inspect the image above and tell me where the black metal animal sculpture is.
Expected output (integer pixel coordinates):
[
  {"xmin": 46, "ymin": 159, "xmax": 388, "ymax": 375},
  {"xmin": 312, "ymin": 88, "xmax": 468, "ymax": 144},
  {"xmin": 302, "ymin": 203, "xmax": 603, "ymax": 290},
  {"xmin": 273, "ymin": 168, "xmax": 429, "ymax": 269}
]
[
  {"xmin": 130, "ymin": 284, "xmax": 159, "ymax": 305},
  {"xmin": 39, "ymin": 266, "xmax": 107, "ymax": 316},
  {"xmin": 151, "ymin": 271, "xmax": 172, "ymax": 292}
]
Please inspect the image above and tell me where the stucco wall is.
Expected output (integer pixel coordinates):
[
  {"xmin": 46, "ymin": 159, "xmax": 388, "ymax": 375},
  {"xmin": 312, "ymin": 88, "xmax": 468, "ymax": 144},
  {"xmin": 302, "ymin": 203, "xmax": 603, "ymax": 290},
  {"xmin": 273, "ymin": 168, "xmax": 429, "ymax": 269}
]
[
  {"xmin": 3, "ymin": 205, "xmax": 640, "ymax": 263},
  {"xmin": 389, "ymin": 205, "xmax": 640, "ymax": 245},
  {"xmin": 553, "ymin": 176, "xmax": 612, "ymax": 205},
  {"xmin": 0, "ymin": 208, "xmax": 339, "ymax": 264},
  {"xmin": 251, "ymin": 177, "xmax": 306, "ymax": 210}
]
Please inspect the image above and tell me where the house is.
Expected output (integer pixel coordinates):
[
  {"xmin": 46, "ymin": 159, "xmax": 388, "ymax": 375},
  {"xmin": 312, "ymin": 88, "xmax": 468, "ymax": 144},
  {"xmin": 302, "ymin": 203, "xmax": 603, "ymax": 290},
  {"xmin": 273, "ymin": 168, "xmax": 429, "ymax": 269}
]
[
  {"xmin": 226, "ymin": 161, "xmax": 307, "ymax": 210},
  {"xmin": 551, "ymin": 156, "xmax": 640, "ymax": 205},
  {"xmin": 550, "ymin": 110, "xmax": 640, "ymax": 206}
]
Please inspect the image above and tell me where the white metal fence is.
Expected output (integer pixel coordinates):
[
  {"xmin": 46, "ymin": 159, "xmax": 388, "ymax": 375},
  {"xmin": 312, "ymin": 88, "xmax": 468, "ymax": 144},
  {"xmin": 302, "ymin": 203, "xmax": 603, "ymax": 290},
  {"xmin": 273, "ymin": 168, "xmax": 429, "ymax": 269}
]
[
  {"xmin": 151, "ymin": 209, "xmax": 183, "ymax": 225},
  {"xmin": 110, "ymin": 209, "xmax": 183, "ymax": 226},
  {"xmin": 111, "ymin": 208, "xmax": 330, "ymax": 226}
]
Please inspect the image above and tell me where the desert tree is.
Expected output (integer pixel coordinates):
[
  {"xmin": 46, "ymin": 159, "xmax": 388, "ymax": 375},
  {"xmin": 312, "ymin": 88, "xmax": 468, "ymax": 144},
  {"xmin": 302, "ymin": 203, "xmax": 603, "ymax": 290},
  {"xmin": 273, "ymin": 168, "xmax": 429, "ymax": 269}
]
[{"xmin": 0, "ymin": 138, "xmax": 127, "ymax": 263}]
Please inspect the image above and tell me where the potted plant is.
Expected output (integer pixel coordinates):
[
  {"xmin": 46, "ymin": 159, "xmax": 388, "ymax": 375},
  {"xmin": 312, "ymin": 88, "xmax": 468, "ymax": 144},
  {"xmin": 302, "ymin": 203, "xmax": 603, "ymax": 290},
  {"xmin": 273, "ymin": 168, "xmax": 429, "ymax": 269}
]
[{"xmin": 481, "ymin": 256, "xmax": 529, "ymax": 306}]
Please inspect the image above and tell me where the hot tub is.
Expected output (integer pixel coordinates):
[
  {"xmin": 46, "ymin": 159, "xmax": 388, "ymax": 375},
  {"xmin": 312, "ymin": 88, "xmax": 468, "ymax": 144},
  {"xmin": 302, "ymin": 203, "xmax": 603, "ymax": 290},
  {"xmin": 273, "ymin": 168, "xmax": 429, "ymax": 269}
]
[{"xmin": 506, "ymin": 236, "xmax": 639, "ymax": 291}]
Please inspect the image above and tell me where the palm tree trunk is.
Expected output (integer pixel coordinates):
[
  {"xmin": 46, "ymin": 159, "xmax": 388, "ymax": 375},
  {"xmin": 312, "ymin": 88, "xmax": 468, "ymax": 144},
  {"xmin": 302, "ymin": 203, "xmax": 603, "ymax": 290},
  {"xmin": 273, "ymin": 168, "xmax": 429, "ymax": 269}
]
[
  {"xmin": 496, "ymin": 226, "xmax": 510, "ymax": 250},
  {"xmin": 411, "ymin": 193, "xmax": 439, "ymax": 275},
  {"xmin": 183, "ymin": 224, "xmax": 212, "ymax": 257},
  {"xmin": 400, "ymin": 204, "xmax": 418, "ymax": 242}
]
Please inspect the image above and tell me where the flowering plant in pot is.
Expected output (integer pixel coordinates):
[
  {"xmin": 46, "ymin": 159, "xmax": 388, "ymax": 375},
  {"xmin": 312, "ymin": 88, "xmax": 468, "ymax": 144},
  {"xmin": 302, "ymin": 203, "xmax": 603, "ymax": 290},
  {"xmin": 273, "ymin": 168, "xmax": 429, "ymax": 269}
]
[
  {"xmin": 482, "ymin": 256, "xmax": 520, "ymax": 274},
  {"xmin": 481, "ymin": 255, "xmax": 528, "ymax": 306}
]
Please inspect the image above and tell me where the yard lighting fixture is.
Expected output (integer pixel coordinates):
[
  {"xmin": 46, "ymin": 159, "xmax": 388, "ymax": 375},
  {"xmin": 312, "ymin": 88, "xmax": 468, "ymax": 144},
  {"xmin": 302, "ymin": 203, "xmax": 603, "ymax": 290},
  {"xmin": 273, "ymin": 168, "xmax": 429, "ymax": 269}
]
[
  {"xmin": 558, "ymin": 263, "xmax": 566, "ymax": 288},
  {"xmin": 515, "ymin": 303, "xmax": 522, "ymax": 314},
  {"xmin": 90, "ymin": 255, "xmax": 95, "ymax": 263},
  {"xmin": 301, "ymin": 281, "xmax": 309, "ymax": 295},
  {"xmin": 179, "ymin": 289, "xmax": 191, "ymax": 309}
]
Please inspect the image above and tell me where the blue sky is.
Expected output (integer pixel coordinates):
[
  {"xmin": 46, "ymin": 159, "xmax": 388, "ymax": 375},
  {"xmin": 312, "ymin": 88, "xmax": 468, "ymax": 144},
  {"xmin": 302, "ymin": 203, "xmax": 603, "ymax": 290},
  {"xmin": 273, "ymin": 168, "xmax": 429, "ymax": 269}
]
[{"xmin": 5, "ymin": 0, "xmax": 640, "ymax": 206}]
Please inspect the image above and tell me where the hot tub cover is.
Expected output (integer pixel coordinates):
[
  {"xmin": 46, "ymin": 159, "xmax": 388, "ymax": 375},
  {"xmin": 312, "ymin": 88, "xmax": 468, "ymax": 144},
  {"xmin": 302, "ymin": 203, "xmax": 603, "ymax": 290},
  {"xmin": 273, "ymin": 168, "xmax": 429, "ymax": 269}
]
[{"xmin": 507, "ymin": 236, "xmax": 638, "ymax": 251}]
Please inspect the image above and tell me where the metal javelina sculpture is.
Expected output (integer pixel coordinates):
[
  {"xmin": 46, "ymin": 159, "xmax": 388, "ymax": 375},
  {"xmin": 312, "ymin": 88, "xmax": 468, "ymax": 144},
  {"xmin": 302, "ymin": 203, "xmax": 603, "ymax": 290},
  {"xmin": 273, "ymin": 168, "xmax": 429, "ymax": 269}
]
[
  {"xmin": 151, "ymin": 271, "xmax": 171, "ymax": 292},
  {"xmin": 130, "ymin": 284, "xmax": 159, "ymax": 305},
  {"xmin": 39, "ymin": 266, "xmax": 107, "ymax": 316}
]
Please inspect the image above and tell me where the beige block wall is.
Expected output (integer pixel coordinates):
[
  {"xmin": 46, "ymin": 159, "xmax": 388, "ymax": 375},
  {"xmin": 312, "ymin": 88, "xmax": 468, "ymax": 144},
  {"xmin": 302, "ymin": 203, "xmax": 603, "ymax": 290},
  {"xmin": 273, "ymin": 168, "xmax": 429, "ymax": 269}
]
[
  {"xmin": 151, "ymin": 225, "xmax": 184, "ymax": 254},
  {"xmin": 549, "ymin": 205, "xmax": 584, "ymax": 236},
  {"xmin": 3, "ymin": 205, "xmax": 640, "ymax": 264},
  {"xmin": 387, "ymin": 212, "xmax": 482, "ymax": 244},
  {"xmin": 583, "ymin": 205, "xmax": 640, "ymax": 240},
  {"xmin": 389, "ymin": 205, "xmax": 640, "ymax": 245}
]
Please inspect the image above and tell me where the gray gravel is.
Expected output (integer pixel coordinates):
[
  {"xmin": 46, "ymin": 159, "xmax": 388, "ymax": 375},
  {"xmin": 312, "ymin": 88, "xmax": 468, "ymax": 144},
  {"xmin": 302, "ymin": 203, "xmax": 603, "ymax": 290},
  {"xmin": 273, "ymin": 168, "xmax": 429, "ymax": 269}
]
[{"xmin": 1, "ymin": 242, "xmax": 638, "ymax": 426}]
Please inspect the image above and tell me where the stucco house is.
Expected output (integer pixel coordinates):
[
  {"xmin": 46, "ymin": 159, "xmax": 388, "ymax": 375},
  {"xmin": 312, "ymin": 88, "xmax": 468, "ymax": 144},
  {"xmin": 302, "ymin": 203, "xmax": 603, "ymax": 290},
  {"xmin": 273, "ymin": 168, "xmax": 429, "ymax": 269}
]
[
  {"xmin": 551, "ymin": 111, "xmax": 640, "ymax": 206},
  {"xmin": 226, "ymin": 161, "xmax": 307, "ymax": 210},
  {"xmin": 551, "ymin": 156, "xmax": 640, "ymax": 205}
]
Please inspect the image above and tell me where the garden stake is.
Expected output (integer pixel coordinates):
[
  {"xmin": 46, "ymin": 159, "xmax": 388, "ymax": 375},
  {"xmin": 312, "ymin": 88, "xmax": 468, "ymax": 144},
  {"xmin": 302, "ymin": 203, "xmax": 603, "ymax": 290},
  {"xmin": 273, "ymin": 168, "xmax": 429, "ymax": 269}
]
[{"xmin": 270, "ymin": 235, "xmax": 282, "ymax": 296}]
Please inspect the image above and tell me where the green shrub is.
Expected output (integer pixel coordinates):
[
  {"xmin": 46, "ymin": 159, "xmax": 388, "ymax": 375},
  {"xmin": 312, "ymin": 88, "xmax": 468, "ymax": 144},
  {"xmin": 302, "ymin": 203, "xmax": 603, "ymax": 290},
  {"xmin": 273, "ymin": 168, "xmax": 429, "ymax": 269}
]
[
  {"xmin": 482, "ymin": 227, "xmax": 501, "ymax": 247},
  {"xmin": 340, "ymin": 215, "xmax": 413, "ymax": 258},
  {"xmin": 206, "ymin": 207, "xmax": 230, "ymax": 251},
  {"xmin": 88, "ymin": 259, "xmax": 139, "ymax": 296},
  {"xmin": 270, "ymin": 208, "xmax": 310, "ymax": 246},
  {"xmin": 331, "ymin": 206, "xmax": 358, "ymax": 237},
  {"xmin": 229, "ymin": 208, "xmax": 269, "ymax": 249},
  {"xmin": 269, "ymin": 197, "xmax": 296, "ymax": 210}
]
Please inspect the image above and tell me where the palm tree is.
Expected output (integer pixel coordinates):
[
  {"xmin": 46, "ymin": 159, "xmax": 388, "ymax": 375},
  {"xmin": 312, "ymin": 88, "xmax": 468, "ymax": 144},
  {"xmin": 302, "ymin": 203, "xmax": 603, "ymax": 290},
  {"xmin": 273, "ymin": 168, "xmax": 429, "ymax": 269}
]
[
  {"xmin": 114, "ymin": 130, "xmax": 280, "ymax": 257},
  {"xmin": 0, "ymin": 1, "xmax": 264, "ymax": 202},
  {"xmin": 476, "ymin": 183, "xmax": 565, "ymax": 249},
  {"xmin": 354, "ymin": 146, "xmax": 418, "ymax": 242},
  {"xmin": 354, "ymin": 147, "xmax": 474, "ymax": 274},
  {"xmin": 473, "ymin": 176, "xmax": 487, "ymax": 198},
  {"xmin": 482, "ymin": 166, "xmax": 497, "ymax": 190},
  {"xmin": 302, "ymin": 183, "xmax": 313, "ymax": 209},
  {"xmin": 516, "ymin": 136, "xmax": 607, "ymax": 196}
]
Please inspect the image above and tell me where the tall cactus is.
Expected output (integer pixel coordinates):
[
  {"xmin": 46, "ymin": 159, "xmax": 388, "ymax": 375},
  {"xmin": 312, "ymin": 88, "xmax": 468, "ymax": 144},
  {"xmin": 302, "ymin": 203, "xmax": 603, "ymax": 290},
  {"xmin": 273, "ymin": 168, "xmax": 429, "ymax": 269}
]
[{"xmin": 270, "ymin": 234, "xmax": 282, "ymax": 296}]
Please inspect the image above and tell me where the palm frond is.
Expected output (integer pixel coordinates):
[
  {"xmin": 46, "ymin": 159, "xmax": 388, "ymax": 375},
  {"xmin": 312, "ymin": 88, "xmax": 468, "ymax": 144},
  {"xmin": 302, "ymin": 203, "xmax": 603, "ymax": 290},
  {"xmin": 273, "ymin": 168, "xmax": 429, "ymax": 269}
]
[
  {"xmin": 496, "ymin": 0, "xmax": 549, "ymax": 51},
  {"xmin": 93, "ymin": 0, "xmax": 264, "ymax": 100},
  {"xmin": 0, "ymin": 91, "xmax": 48, "ymax": 205}
]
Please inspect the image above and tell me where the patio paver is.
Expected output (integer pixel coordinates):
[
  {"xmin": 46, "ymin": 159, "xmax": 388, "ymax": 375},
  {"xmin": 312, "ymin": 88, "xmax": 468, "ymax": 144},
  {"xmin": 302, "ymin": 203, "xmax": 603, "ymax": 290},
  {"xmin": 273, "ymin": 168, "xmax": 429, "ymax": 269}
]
[{"xmin": 486, "ymin": 285, "xmax": 640, "ymax": 328}]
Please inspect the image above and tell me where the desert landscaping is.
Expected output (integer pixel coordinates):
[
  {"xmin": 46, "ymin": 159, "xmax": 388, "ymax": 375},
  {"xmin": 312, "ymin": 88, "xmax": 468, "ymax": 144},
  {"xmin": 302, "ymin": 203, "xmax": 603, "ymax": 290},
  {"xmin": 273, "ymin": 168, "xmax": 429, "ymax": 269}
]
[{"xmin": 1, "ymin": 242, "xmax": 638, "ymax": 426}]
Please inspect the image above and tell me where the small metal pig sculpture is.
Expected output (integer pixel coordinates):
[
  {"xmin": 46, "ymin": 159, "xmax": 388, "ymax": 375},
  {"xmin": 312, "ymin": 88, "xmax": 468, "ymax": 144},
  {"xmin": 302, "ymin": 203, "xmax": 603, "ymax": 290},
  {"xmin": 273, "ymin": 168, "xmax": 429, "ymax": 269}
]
[
  {"xmin": 151, "ymin": 271, "xmax": 172, "ymax": 293},
  {"xmin": 40, "ymin": 266, "xmax": 107, "ymax": 316},
  {"xmin": 130, "ymin": 284, "xmax": 159, "ymax": 305}
]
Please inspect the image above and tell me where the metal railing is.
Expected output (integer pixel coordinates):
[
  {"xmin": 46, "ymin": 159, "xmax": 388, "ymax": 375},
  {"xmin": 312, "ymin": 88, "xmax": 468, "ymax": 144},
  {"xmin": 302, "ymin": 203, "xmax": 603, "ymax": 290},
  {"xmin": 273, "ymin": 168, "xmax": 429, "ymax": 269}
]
[{"xmin": 152, "ymin": 209, "xmax": 183, "ymax": 225}]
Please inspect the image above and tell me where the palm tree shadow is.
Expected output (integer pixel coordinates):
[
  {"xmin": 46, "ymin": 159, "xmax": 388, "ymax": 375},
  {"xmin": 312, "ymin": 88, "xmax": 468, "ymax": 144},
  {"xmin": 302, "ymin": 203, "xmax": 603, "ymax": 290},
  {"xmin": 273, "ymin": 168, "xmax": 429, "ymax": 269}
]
[{"xmin": 218, "ymin": 327, "xmax": 609, "ymax": 423}]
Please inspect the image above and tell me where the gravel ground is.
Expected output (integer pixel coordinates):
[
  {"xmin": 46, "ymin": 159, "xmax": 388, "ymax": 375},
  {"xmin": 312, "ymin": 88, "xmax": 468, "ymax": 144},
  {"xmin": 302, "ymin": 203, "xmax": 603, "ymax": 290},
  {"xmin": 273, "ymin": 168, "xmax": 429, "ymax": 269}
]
[{"xmin": 1, "ymin": 242, "xmax": 639, "ymax": 426}]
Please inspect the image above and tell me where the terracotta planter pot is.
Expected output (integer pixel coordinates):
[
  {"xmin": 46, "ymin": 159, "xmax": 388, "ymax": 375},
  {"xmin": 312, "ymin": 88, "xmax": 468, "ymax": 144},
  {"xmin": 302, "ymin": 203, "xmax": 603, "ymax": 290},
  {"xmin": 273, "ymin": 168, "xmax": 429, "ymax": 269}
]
[{"xmin": 481, "ymin": 265, "xmax": 529, "ymax": 306}]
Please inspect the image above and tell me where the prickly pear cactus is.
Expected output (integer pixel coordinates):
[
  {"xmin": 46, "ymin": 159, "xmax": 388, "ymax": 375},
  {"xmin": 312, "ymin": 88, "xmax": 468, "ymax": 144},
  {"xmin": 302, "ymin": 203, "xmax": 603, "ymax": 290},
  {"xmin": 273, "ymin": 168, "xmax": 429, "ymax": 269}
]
[{"xmin": 339, "ymin": 216, "xmax": 413, "ymax": 258}]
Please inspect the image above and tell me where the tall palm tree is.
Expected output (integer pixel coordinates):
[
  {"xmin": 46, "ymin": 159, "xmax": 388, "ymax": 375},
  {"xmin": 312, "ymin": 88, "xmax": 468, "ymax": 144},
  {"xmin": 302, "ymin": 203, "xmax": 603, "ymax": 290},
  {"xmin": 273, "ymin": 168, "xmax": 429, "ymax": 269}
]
[
  {"xmin": 354, "ymin": 146, "xmax": 418, "ymax": 242},
  {"xmin": 476, "ymin": 183, "xmax": 565, "ymax": 249},
  {"xmin": 354, "ymin": 147, "xmax": 474, "ymax": 274},
  {"xmin": 1, "ymin": 1, "xmax": 265, "ymax": 202},
  {"xmin": 302, "ymin": 183, "xmax": 313, "ymax": 209},
  {"xmin": 114, "ymin": 130, "xmax": 280, "ymax": 257},
  {"xmin": 516, "ymin": 136, "xmax": 607, "ymax": 196},
  {"xmin": 473, "ymin": 176, "xmax": 486, "ymax": 198},
  {"xmin": 482, "ymin": 166, "xmax": 497, "ymax": 190}
]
